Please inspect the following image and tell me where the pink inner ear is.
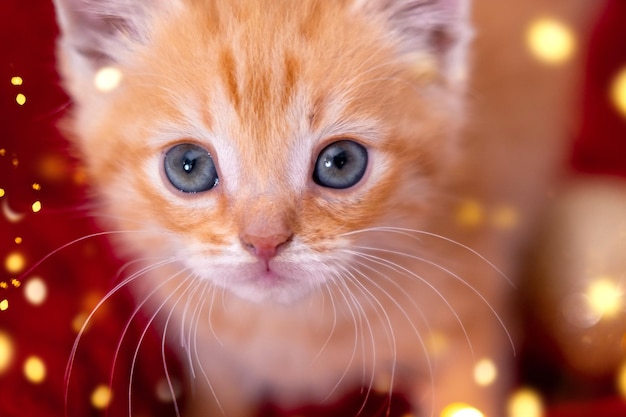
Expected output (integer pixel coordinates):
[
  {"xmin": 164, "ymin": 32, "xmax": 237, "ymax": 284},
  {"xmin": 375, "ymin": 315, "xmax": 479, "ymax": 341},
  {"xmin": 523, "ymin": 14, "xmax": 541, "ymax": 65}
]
[{"xmin": 53, "ymin": 0, "xmax": 148, "ymax": 66}]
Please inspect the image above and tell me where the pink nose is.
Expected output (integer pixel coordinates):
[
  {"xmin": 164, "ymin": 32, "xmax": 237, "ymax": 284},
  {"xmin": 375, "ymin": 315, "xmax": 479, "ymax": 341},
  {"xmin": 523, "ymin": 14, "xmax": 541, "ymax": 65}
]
[{"xmin": 240, "ymin": 233, "xmax": 292, "ymax": 261}]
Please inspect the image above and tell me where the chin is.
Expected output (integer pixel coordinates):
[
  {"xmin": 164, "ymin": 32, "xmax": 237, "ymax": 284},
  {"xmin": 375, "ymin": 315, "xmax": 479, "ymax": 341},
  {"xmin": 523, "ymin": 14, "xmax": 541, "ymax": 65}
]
[{"xmin": 228, "ymin": 281, "xmax": 316, "ymax": 305}]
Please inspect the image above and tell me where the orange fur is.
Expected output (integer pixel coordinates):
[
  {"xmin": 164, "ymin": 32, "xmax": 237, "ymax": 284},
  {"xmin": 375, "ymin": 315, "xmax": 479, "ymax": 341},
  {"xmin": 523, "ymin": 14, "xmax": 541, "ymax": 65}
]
[{"xmin": 50, "ymin": 0, "xmax": 592, "ymax": 416}]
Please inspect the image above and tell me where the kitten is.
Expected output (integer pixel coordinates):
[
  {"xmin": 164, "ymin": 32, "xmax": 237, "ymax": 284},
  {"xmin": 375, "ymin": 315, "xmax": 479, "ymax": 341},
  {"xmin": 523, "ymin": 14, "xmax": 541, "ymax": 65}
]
[{"xmin": 52, "ymin": 0, "xmax": 515, "ymax": 416}]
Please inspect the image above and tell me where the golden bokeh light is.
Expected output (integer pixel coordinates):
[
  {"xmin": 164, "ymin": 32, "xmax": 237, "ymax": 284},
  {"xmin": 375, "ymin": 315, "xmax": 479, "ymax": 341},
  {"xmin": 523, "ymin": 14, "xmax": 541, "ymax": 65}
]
[
  {"xmin": 15, "ymin": 93, "xmax": 26, "ymax": 105},
  {"xmin": 526, "ymin": 17, "xmax": 576, "ymax": 65},
  {"xmin": 0, "ymin": 299, "xmax": 8, "ymax": 311},
  {"xmin": 456, "ymin": 199, "xmax": 484, "ymax": 228},
  {"xmin": 491, "ymin": 205, "xmax": 519, "ymax": 230},
  {"xmin": 610, "ymin": 66, "xmax": 626, "ymax": 118},
  {"xmin": 94, "ymin": 67, "xmax": 123, "ymax": 92},
  {"xmin": 507, "ymin": 388, "xmax": 544, "ymax": 417},
  {"xmin": 155, "ymin": 378, "xmax": 183, "ymax": 403},
  {"xmin": 14, "ymin": 236, "xmax": 23, "ymax": 244},
  {"xmin": 24, "ymin": 277, "xmax": 48, "ymax": 306},
  {"xmin": 31, "ymin": 201, "xmax": 42, "ymax": 213},
  {"xmin": 11, "ymin": 76, "xmax": 23, "ymax": 86},
  {"xmin": 91, "ymin": 385, "xmax": 113, "ymax": 409},
  {"xmin": 618, "ymin": 360, "xmax": 626, "ymax": 398},
  {"xmin": 0, "ymin": 188, "xmax": 5, "ymax": 197},
  {"xmin": 5, "ymin": 251, "xmax": 26, "ymax": 274},
  {"xmin": 0, "ymin": 331, "xmax": 15, "ymax": 374},
  {"xmin": 473, "ymin": 358, "xmax": 498, "ymax": 387},
  {"xmin": 587, "ymin": 278, "xmax": 623, "ymax": 319},
  {"xmin": 440, "ymin": 403, "xmax": 484, "ymax": 417},
  {"xmin": 72, "ymin": 312, "xmax": 89, "ymax": 333},
  {"xmin": 24, "ymin": 356, "xmax": 46, "ymax": 384}
]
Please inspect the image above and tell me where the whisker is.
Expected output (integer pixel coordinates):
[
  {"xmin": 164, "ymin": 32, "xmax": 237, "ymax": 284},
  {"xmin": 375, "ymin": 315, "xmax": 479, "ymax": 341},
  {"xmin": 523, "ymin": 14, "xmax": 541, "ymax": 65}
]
[
  {"xmin": 311, "ymin": 285, "xmax": 339, "ymax": 365},
  {"xmin": 191, "ymin": 284, "xmax": 226, "ymax": 416},
  {"xmin": 63, "ymin": 255, "xmax": 183, "ymax": 415},
  {"xmin": 109, "ymin": 258, "xmax": 189, "ymax": 384},
  {"xmin": 22, "ymin": 229, "xmax": 175, "ymax": 282},
  {"xmin": 127, "ymin": 272, "xmax": 197, "ymax": 417},
  {"xmin": 336, "ymin": 265, "xmax": 399, "ymax": 417},
  {"xmin": 339, "ymin": 226, "xmax": 515, "ymax": 287},
  {"xmin": 342, "ymin": 255, "xmax": 436, "ymax": 417},
  {"xmin": 355, "ymin": 245, "xmax": 516, "ymax": 356},
  {"xmin": 346, "ymin": 249, "xmax": 475, "ymax": 360},
  {"xmin": 321, "ymin": 273, "xmax": 367, "ymax": 404},
  {"xmin": 160, "ymin": 276, "xmax": 205, "ymax": 417}
]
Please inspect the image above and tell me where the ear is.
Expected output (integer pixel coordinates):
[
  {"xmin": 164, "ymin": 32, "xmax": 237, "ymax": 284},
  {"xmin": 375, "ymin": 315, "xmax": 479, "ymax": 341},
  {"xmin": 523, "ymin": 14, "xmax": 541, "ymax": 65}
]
[
  {"xmin": 353, "ymin": 0, "xmax": 473, "ymax": 85},
  {"xmin": 52, "ymin": 0, "xmax": 172, "ymax": 96}
]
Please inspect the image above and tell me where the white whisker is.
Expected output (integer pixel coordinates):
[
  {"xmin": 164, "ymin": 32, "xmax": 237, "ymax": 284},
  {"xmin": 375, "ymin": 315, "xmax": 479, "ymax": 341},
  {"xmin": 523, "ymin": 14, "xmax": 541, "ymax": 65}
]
[
  {"xmin": 339, "ymin": 226, "xmax": 515, "ymax": 287},
  {"xmin": 355, "ymin": 245, "xmax": 516, "ymax": 356}
]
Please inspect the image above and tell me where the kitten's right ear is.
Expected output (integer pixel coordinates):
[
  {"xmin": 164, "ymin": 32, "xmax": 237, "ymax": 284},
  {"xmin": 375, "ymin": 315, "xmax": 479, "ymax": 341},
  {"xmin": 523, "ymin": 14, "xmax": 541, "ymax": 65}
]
[{"xmin": 52, "ymin": 0, "xmax": 170, "ymax": 96}]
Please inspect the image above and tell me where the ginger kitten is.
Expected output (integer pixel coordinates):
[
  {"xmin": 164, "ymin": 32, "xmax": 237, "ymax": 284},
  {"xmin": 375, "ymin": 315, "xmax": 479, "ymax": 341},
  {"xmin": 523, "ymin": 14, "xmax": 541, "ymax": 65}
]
[{"xmin": 52, "ymin": 0, "xmax": 516, "ymax": 416}]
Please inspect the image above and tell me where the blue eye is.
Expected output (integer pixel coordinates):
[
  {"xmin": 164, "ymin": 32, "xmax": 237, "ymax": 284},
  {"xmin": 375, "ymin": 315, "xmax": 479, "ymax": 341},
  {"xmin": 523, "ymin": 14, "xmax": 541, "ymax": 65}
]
[
  {"xmin": 313, "ymin": 140, "xmax": 368, "ymax": 189},
  {"xmin": 164, "ymin": 143, "xmax": 219, "ymax": 193}
]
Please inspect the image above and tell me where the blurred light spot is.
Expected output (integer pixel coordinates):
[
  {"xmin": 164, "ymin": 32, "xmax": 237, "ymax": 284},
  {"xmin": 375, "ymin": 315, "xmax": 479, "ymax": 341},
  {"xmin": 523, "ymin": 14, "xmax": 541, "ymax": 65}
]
[
  {"xmin": 456, "ymin": 199, "xmax": 484, "ymax": 228},
  {"xmin": 0, "ymin": 299, "xmax": 8, "ymax": 311},
  {"xmin": 73, "ymin": 167, "xmax": 87, "ymax": 185},
  {"xmin": 2, "ymin": 199, "xmax": 26, "ymax": 223},
  {"xmin": 0, "ymin": 282, "xmax": 7, "ymax": 289},
  {"xmin": 11, "ymin": 76, "xmax": 23, "ymax": 86},
  {"xmin": 440, "ymin": 403, "xmax": 484, "ymax": 417},
  {"xmin": 11, "ymin": 279, "xmax": 20, "ymax": 288},
  {"xmin": 91, "ymin": 385, "xmax": 113, "ymax": 409},
  {"xmin": 561, "ymin": 293, "xmax": 601, "ymax": 328},
  {"xmin": 72, "ymin": 312, "xmax": 89, "ymax": 333},
  {"xmin": 373, "ymin": 372, "xmax": 393, "ymax": 393},
  {"xmin": 427, "ymin": 332, "xmax": 449, "ymax": 356},
  {"xmin": 587, "ymin": 278, "xmax": 623, "ymax": 319},
  {"xmin": 15, "ymin": 93, "xmax": 26, "ymax": 106},
  {"xmin": 0, "ymin": 331, "xmax": 15, "ymax": 374},
  {"xmin": 31, "ymin": 201, "xmax": 42, "ymax": 213},
  {"xmin": 38, "ymin": 153, "xmax": 70, "ymax": 183},
  {"xmin": 611, "ymin": 67, "xmax": 626, "ymax": 118},
  {"xmin": 473, "ymin": 358, "xmax": 498, "ymax": 387},
  {"xmin": 526, "ymin": 17, "xmax": 575, "ymax": 65},
  {"xmin": 32, "ymin": 183, "xmax": 41, "ymax": 191},
  {"xmin": 507, "ymin": 388, "xmax": 544, "ymax": 417},
  {"xmin": 618, "ymin": 361, "xmax": 626, "ymax": 398},
  {"xmin": 0, "ymin": 148, "xmax": 5, "ymax": 156},
  {"xmin": 5, "ymin": 252, "xmax": 26, "ymax": 274},
  {"xmin": 156, "ymin": 378, "xmax": 183, "ymax": 403},
  {"xmin": 0, "ymin": 188, "xmax": 4, "ymax": 197},
  {"xmin": 491, "ymin": 205, "xmax": 519, "ymax": 230},
  {"xmin": 12, "ymin": 157, "xmax": 18, "ymax": 167},
  {"xmin": 14, "ymin": 237, "xmax": 23, "ymax": 244},
  {"xmin": 24, "ymin": 278, "xmax": 47, "ymax": 306},
  {"xmin": 409, "ymin": 52, "xmax": 438, "ymax": 81},
  {"xmin": 94, "ymin": 67, "xmax": 123, "ymax": 92},
  {"xmin": 24, "ymin": 356, "xmax": 46, "ymax": 384}
]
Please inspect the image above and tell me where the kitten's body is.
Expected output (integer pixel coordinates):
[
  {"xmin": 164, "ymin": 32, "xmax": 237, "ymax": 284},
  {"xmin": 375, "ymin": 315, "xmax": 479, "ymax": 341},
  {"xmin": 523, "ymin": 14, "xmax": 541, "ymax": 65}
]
[{"xmin": 52, "ymin": 0, "xmax": 594, "ymax": 416}]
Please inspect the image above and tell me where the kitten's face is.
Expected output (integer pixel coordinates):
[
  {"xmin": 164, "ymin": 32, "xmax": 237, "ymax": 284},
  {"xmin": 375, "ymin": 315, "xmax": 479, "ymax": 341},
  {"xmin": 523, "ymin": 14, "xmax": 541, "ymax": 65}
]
[{"xmin": 55, "ymin": 0, "xmax": 468, "ymax": 303}]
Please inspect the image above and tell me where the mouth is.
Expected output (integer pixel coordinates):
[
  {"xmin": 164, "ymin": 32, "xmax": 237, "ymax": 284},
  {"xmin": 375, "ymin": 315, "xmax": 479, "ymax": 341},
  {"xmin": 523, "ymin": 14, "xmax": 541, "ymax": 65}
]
[{"xmin": 227, "ymin": 261, "xmax": 315, "ymax": 304}]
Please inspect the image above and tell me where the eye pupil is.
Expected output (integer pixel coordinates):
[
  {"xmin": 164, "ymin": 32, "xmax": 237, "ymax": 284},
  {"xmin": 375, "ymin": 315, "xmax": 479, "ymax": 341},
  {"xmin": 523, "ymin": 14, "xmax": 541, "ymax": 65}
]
[
  {"xmin": 164, "ymin": 143, "xmax": 219, "ymax": 193},
  {"xmin": 313, "ymin": 140, "xmax": 368, "ymax": 189}
]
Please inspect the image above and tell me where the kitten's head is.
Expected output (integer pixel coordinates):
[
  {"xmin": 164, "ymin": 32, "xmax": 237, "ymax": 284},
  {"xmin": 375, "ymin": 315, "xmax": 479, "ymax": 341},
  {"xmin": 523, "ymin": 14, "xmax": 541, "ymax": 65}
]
[{"xmin": 54, "ymin": 0, "xmax": 471, "ymax": 303}]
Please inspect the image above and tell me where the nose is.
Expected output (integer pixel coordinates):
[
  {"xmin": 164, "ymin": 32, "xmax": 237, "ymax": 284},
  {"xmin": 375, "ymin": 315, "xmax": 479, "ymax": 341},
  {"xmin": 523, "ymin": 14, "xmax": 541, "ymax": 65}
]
[{"xmin": 240, "ymin": 233, "xmax": 292, "ymax": 262}]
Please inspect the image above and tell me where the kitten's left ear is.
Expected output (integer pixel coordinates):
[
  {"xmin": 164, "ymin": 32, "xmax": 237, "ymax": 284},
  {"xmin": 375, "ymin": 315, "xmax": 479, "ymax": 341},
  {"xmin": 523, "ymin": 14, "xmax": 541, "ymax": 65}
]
[{"xmin": 354, "ymin": 0, "xmax": 472, "ymax": 85}]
